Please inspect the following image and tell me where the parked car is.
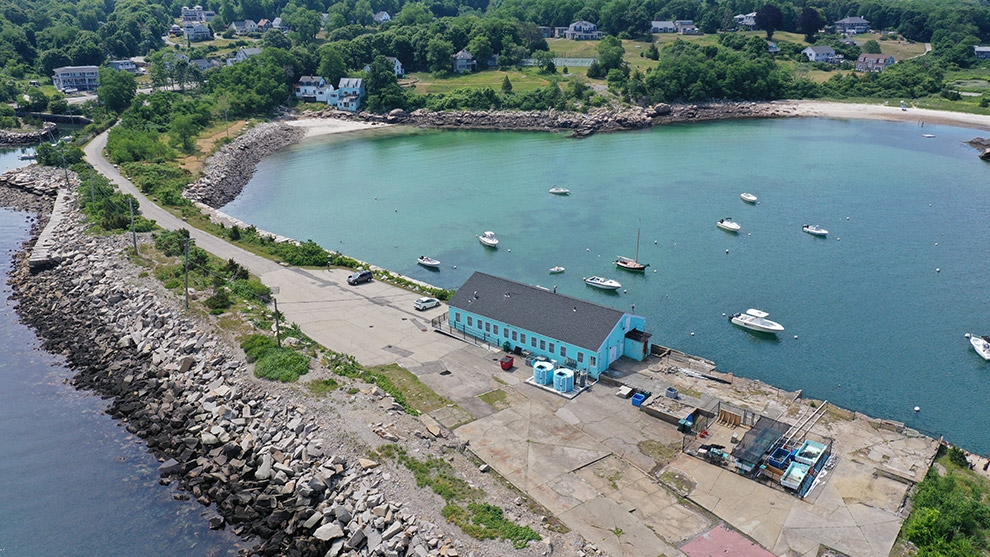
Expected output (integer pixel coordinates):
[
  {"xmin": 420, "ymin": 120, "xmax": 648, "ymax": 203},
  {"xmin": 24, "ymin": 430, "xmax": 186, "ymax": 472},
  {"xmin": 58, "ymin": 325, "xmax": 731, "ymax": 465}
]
[
  {"xmin": 346, "ymin": 269, "xmax": 373, "ymax": 285},
  {"xmin": 414, "ymin": 297, "xmax": 440, "ymax": 311}
]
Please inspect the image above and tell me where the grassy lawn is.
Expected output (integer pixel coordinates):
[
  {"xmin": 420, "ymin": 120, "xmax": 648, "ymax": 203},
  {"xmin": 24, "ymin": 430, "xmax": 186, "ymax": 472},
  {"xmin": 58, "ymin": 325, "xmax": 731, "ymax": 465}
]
[
  {"xmin": 366, "ymin": 363, "xmax": 451, "ymax": 413},
  {"xmin": 406, "ymin": 68, "xmax": 554, "ymax": 94}
]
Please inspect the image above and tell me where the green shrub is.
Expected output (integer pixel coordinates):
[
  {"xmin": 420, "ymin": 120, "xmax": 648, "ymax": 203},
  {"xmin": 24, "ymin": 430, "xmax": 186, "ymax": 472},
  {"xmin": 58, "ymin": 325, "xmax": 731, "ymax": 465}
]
[
  {"xmin": 155, "ymin": 228, "xmax": 191, "ymax": 256},
  {"xmin": 205, "ymin": 288, "xmax": 232, "ymax": 310},
  {"xmin": 272, "ymin": 240, "xmax": 329, "ymax": 266},
  {"xmin": 240, "ymin": 333, "xmax": 278, "ymax": 362},
  {"xmin": 948, "ymin": 446, "xmax": 970, "ymax": 468},
  {"xmin": 106, "ymin": 127, "xmax": 174, "ymax": 163},
  {"xmin": 230, "ymin": 279, "xmax": 271, "ymax": 302},
  {"xmin": 254, "ymin": 347, "xmax": 310, "ymax": 382}
]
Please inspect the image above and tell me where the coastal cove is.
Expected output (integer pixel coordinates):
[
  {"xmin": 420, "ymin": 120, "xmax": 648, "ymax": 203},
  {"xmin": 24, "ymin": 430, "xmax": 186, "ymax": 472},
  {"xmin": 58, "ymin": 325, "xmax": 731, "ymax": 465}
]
[{"xmin": 223, "ymin": 116, "xmax": 990, "ymax": 455}]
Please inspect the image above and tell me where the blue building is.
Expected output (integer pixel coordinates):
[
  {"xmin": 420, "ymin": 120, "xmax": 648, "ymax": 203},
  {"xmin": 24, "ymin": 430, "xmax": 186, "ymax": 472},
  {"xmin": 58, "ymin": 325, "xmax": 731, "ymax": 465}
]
[{"xmin": 447, "ymin": 272, "xmax": 652, "ymax": 378}]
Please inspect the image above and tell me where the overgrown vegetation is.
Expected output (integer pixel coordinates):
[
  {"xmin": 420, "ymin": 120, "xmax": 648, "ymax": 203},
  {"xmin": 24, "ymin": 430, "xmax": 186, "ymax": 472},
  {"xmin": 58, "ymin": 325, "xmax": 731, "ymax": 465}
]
[
  {"xmin": 899, "ymin": 446, "xmax": 990, "ymax": 555},
  {"xmin": 321, "ymin": 350, "xmax": 417, "ymax": 414},
  {"xmin": 374, "ymin": 444, "xmax": 541, "ymax": 549},
  {"xmin": 72, "ymin": 162, "xmax": 155, "ymax": 233}
]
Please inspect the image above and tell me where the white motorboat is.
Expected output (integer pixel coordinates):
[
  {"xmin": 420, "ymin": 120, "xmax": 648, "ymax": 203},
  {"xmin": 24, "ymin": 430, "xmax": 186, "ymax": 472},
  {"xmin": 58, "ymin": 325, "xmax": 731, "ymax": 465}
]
[
  {"xmin": 548, "ymin": 187, "xmax": 571, "ymax": 195},
  {"xmin": 802, "ymin": 224, "xmax": 828, "ymax": 237},
  {"xmin": 478, "ymin": 231, "xmax": 499, "ymax": 248},
  {"xmin": 584, "ymin": 276, "xmax": 621, "ymax": 290},
  {"xmin": 970, "ymin": 334, "xmax": 990, "ymax": 360},
  {"xmin": 18, "ymin": 153, "xmax": 36, "ymax": 160},
  {"xmin": 717, "ymin": 218, "xmax": 741, "ymax": 232},
  {"xmin": 730, "ymin": 309, "xmax": 785, "ymax": 334},
  {"xmin": 549, "ymin": 266, "xmax": 565, "ymax": 274},
  {"xmin": 922, "ymin": 134, "xmax": 935, "ymax": 138},
  {"xmin": 417, "ymin": 256, "xmax": 440, "ymax": 268},
  {"xmin": 740, "ymin": 193, "xmax": 758, "ymax": 203}
]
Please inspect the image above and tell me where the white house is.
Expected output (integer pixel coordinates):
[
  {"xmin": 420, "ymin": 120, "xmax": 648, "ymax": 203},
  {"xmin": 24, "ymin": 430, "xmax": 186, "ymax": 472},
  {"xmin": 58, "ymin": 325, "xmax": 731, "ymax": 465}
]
[
  {"xmin": 295, "ymin": 76, "xmax": 330, "ymax": 102},
  {"xmin": 181, "ymin": 5, "xmax": 214, "ymax": 21},
  {"xmin": 974, "ymin": 46, "xmax": 990, "ymax": 59},
  {"xmin": 651, "ymin": 21, "xmax": 675, "ymax": 33},
  {"xmin": 373, "ymin": 11, "xmax": 391, "ymax": 23},
  {"xmin": 183, "ymin": 22, "xmax": 212, "ymax": 41},
  {"xmin": 226, "ymin": 47, "xmax": 262, "ymax": 66},
  {"xmin": 53, "ymin": 66, "xmax": 99, "ymax": 92},
  {"xmin": 802, "ymin": 45, "xmax": 838, "ymax": 63},
  {"xmin": 228, "ymin": 20, "xmax": 258, "ymax": 34},
  {"xmin": 734, "ymin": 12, "xmax": 757, "ymax": 29},
  {"xmin": 564, "ymin": 21, "xmax": 603, "ymax": 40},
  {"xmin": 675, "ymin": 20, "xmax": 700, "ymax": 35},
  {"xmin": 834, "ymin": 16, "xmax": 870, "ymax": 35},
  {"xmin": 452, "ymin": 50, "xmax": 477, "ymax": 73},
  {"xmin": 362, "ymin": 57, "xmax": 404, "ymax": 77},
  {"xmin": 107, "ymin": 60, "xmax": 138, "ymax": 73}
]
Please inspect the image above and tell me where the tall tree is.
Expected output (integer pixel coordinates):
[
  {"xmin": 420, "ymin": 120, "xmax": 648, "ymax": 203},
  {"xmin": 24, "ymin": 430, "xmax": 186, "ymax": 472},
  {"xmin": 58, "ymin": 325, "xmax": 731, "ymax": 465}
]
[
  {"xmin": 797, "ymin": 7, "xmax": 825, "ymax": 42},
  {"xmin": 365, "ymin": 55, "xmax": 405, "ymax": 112},
  {"xmin": 98, "ymin": 67, "xmax": 137, "ymax": 113},
  {"xmin": 317, "ymin": 45, "xmax": 346, "ymax": 84},
  {"xmin": 755, "ymin": 5, "xmax": 784, "ymax": 40}
]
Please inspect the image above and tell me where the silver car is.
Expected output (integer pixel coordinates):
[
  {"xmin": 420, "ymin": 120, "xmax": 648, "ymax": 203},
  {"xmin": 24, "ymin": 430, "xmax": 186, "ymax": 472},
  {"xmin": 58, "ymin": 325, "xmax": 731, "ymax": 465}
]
[{"xmin": 414, "ymin": 297, "xmax": 440, "ymax": 311}]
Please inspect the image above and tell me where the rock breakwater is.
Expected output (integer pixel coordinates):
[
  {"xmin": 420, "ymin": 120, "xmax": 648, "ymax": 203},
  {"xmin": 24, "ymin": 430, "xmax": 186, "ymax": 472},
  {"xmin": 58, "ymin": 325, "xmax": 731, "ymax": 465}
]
[
  {"xmin": 9, "ymin": 201, "xmax": 466, "ymax": 556},
  {"xmin": 184, "ymin": 123, "xmax": 305, "ymax": 208},
  {"xmin": 312, "ymin": 101, "xmax": 790, "ymax": 138},
  {"xmin": 0, "ymin": 123, "xmax": 58, "ymax": 145}
]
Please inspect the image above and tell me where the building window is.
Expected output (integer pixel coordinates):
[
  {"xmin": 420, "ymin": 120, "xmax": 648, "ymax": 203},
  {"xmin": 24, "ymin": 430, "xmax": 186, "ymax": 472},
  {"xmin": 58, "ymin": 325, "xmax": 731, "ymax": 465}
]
[
  {"xmin": 485, "ymin": 322, "xmax": 490, "ymax": 332},
  {"xmin": 531, "ymin": 337, "xmax": 537, "ymax": 348},
  {"xmin": 590, "ymin": 356, "xmax": 597, "ymax": 367},
  {"xmin": 560, "ymin": 346, "xmax": 567, "ymax": 358},
  {"xmin": 504, "ymin": 329, "xmax": 509, "ymax": 338},
  {"xmin": 512, "ymin": 331, "xmax": 517, "ymax": 341},
  {"xmin": 467, "ymin": 316, "xmax": 473, "ymax": 327},
  {"xmin": 577, "ymin": 352, "xmax": 584, "ymax": 363},
  {"xmin": 493, "ymin": 325, "xmax": 498, "ymax": 335},
  {"xmin": 454, "ymin": 312, "xmax": 461, "ymax": 322},
  {"xmin": 520, "ymin": 333, "xmax": 526, "ymax": 344},
  {"xmin": 540, "ymin": 340, "xmax": 546, "ymax": 350},
  {"xmin": 549, "ymin": 342, "xmax": 555, "ymax": 353}
]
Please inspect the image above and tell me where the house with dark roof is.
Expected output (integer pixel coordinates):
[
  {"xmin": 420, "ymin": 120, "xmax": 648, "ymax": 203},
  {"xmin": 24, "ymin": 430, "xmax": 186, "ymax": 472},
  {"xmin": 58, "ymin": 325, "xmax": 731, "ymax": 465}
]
[
  {"xmin": 675, "ymin": 20, "xmax": 700, "ymax": 35},
  {"xmin": 651, "ymin": 21, "xmax": 675, "ymax": 33},
  {"xmin": 564, "ymin": 20, "xmax": 603, "ymax": 40},
  {"xmin": 446, "ymin": 272, "xmax": 652, "ymax": 378},
  {"xmin": 53, "ymin": 66, "xmax": 99, "ymax": 92},
  {"xmin": 856, "ymin": 53, "xmax": 894, "ymax": 72},
  {"xmin": 974, "ymin": 45, "xmax": 990, "ymax": 59},
  {"xmin": 373, "ymin": 11, "xmax": 391, "ymax": 23},
  {"xmin": 228, "ymin": 19, "xmax": 258, "ymax": 34},
  {"xmin": 183, "ymin": 22, "xmax": 212, "ymax": 41},
  {"xmin": 834, "ymin": 16, "xmax": 869, "ymax": 35},
  {"xmin": 226, "ymin": 47, "xmax": 262, "ymax": 66},
  {"xmin": 452, "ymin": 50, "xmax": 477, "ymax": 73}
]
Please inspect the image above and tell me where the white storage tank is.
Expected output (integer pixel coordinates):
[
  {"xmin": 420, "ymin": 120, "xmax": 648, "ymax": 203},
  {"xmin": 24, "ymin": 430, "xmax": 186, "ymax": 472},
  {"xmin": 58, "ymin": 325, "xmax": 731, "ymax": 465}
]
[
  {"xmin": 553, "ymin": 368, "xmax": 574, "ymax": 392},
  {"xmin": 533, "ymin": 361, "xmax": 554, "ymax": 385}
]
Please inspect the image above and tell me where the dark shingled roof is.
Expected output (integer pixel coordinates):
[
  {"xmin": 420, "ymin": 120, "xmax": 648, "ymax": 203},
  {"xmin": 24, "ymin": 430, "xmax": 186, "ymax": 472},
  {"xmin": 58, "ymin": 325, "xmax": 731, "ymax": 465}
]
[{"xmin": 448, "ymin": 272, "xmax": 632, "ymax": 351}]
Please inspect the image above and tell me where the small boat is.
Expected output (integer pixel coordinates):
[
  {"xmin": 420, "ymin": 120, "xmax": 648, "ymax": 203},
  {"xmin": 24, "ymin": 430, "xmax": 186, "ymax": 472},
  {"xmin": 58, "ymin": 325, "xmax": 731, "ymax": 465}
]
[
  {"xmin": 478, "ymin": 231, "xmax": 499, "ymax": 248},
  {"xmin": 615, "ymin": 224, "xmax": 649, "ymax": 271},
  {"xmin": 922, "ymin": 134, "xmax": 935, "ymax": 138},
  {"xmin": 971, "ymin": 334, "xmax": 990, "ymax": 361},
  {"xmin": 730, "ymin": 309, "xmax": 785, "ymax": 334},
  {"xmin": 18, "ymin": 153, "xmax": 36, "ymax": 160},
  {"xmin": 548, "ymin": 187, "xmax": 571, "ymax": 195},
  {"xmin": 584, "ymin": 276, "xmax": 621, "ymax": 290},
  {"xmin": 417, "ymin": 256, "xmax": 440, "ymax": 268},
  {"xmin": 717, "ymin": 218, "xmax": 741, "ymax": 233},
  {"xmin": 549, "ymin": 266, "xmax": 565, "ymax": 274},
  {"xmin": 740, "ymin": 193, "xmax": 758, "ymax": 203},
  {"xmin": 802, "ymin": 224, "xmax": 828, "ymax": 237}
]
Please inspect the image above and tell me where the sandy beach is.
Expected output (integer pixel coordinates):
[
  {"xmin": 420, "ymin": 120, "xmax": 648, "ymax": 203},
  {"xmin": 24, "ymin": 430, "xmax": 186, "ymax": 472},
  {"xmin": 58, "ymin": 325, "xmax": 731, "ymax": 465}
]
[
  {"xmin": 776, "ymin": 100, "xmax": 990, "ymax": 133},
  {"xmin": 285, "ymin": 117, "xmax": 384, "ymax": 138}
]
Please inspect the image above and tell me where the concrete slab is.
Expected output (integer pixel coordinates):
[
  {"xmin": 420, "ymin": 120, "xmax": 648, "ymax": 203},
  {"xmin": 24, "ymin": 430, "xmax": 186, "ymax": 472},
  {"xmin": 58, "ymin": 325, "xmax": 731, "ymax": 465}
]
[{"xmin": 681, "ymin": 524, "xmax": 775, "ymax": 557}]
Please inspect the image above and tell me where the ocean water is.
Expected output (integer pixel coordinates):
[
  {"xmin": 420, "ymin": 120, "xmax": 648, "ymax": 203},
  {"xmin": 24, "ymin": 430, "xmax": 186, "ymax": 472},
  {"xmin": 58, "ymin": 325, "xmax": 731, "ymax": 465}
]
[
  {"xmin": 0, "ymin": 147, "xmax": 240, "ymax": 556},
  {"xmin": 224, "ymin": 117, "xmax": 990, "ymax": 454}
]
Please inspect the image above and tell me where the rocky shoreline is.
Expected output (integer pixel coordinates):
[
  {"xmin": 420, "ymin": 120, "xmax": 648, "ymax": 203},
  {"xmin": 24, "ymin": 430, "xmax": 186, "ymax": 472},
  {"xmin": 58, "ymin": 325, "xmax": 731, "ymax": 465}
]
[
  {"xmin": 3, "ymin": 188, "xmax": 480, "ymax": 556},
  {"xmin": 184, "ymin": 122, "xmax": 305, "ymax": 208},
  {"xmin": 312, "ymin": 101, "xmax": 791, "ymax": 138},
  {"xmin": 0, "ymin": 122, "xmax": 58, "ymax": 145}
]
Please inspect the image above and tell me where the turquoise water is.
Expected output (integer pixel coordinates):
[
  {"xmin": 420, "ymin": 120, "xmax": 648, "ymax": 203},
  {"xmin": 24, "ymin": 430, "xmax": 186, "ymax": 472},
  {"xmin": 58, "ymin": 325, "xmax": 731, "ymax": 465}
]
[
  {"xmin": 0, "ymin": 148, "xmax": 239, "ymax": 555},
  {"xmin": 224, "ymin": 118, "xmax": 990, "ymax": 454}
]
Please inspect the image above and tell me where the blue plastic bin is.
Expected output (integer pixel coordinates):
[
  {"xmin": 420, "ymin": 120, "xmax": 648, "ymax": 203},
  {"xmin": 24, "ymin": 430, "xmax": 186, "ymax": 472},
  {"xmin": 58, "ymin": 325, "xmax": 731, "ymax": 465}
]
[{"xmin": 631, "ymin": 393, "xmax": 646, "ymax": 407}]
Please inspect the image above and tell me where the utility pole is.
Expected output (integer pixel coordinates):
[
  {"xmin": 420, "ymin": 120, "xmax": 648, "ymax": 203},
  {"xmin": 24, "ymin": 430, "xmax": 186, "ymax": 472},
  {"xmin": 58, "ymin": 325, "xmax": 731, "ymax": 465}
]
[
  {"xmin": 273, "ymin": 297, "xmax": 282, "ymax": 348},
  {"xmin": 128, "ymin": 197, "xmax": 137, "ymax": 253},
  {"xmin": 59, "ymin": 146, "xmax": 69, "ymax": 190},
  {"xmin": 184, "ymin": 239, "xmax": 192, "ymax": 309},
  {"xmin": 90, "ymin": 167, "xmax": 95, "ymax": 205},
  {"xmin": 224, "ymin": 108, "xmax": 230, "ymax": 138}
]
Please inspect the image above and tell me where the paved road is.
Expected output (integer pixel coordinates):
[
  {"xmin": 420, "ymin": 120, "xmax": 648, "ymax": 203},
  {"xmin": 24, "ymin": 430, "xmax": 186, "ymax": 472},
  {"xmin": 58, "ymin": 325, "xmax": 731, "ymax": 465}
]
[{"xmin": 84, "ymin": 129, "xmax": 456, "ymax": 367}]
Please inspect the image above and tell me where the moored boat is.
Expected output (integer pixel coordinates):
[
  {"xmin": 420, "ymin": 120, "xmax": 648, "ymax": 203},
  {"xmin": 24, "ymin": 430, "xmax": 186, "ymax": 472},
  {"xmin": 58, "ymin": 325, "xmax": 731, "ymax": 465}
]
[
  {"xmin": 549, "ymin": 266, "xmax": 565, "ymax": 274},
  {"xmin": 730, "ymin": 309, "xmax": 785, "ymax": 334},
  {"xmin": 802, "ymin": 224, "xmax": 828, "ymax": 237},
  {"xmin": 584, "ymin": 276, "xmax": 621, "ymax": 290},
  {"xmin": 717, "ymin": 218, "xmax": 741, "ymax": 232},
  {"xmin": 478, "ymin": 231, "xmax": 499, "ymax": 248},
  {"xmin": 740, "ymin": 193, "xmax": 758, "ymax": 203},
  {"xmin": 548, "ymin": 187, "xmax": 570, "ymax": 195},
  {"xmin": 970, "ymin": 334, "xmax": 990, "ymax": 360},
  {"xmin": 417, "ymin": 256, "xmax": 440, "ymax": 268},
  {"xmin": 615, "ymin": 225, "xmax": 648, "ymax": 271},
  {"xmin": 18, "ymin": 153, "xmax": 36, "ymax": 160}
]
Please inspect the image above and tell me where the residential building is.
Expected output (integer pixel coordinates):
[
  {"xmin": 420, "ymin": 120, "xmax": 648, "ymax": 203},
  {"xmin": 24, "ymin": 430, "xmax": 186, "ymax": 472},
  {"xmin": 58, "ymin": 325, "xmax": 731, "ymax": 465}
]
[
  {"xmin": 834, "ymin": 16, "xmax": 870, "ymax": 35},
  {"xmin": 294, "ymin": 76, "xmax": 328, "ymax": 102},
  {"xmin": 363, "ymin": 57, "xmax": 405, "ymax": 76},
  {"xmin": 446, "ymin": 272, "xmax": 652, "ymax": 378},
  {"xmin": 734, "ymin": 12, "xmax": 757, "ymax": 29},
  {"xmin": 856, "ymin": 53, "xmax": 895, "ymax": 72},
  {"xmin": 107, "ymin": 60, "xmax": 138, "ymax": 73},
  {"xmin": 537, "ymin": 26, "xmax": 553, "ymax": 38},
  {"xmin": 189, "ymin": 58, "xmax": 220, "ymax": 72},
  {"xmin": 564, "ymin": 20, "xmax": 603, "ymax": 40},
  {"xmin": 767, "ymin": 41, "xmax": 780, "ymax": 54},
  {"xmin": 226, "ymin": 47, "xmax": 262, "ymax": 66},
  {"xmin": 168, "ymin": 24, "xmax": 183, "ymax": 36},
  {"xmin": 651, "ymin": 21, "xmax": 676, "ymax": 33},
  {"xmin": 183, "ymin": 22, "xmax": 212, "ymax": 41},
  {"xmin": 373, "ymin": 11, "xmax": 391, "ymax": 23},
  {"xmin": 334, "ymin": 77, "xmax": 365, "ymax": 111},
  {"xmin": 802, "ymin": 45, "xmax": 838, "ymax": 63},
  {"xmin": 181, "ymin": 5, "xmax": 214, "ymax": 21},
  {"xmin": 53, "ymin": 66, "xmax": 99, "ymax": 92},
  {"xmin": 452, "ymin": 49, "xmax": 477, "ymax": 73},
  {"xmin": 272, "ymin": 17, "xmax": 286, "ymax": 31},
  {"xmin": 257, "ymin": 19, "xmax": 271, "ymax": 31},
  {"xmin": 675, "ymin": 20, "xmax": 700, "ymax": 35},
  {"xmin": 228, "ymin": 20, "xmax": 258, "ymax": 35},
  {"xmin": 975, "ymin": 45, "xmax": 990, "ymax": 59},
  {"xmin": 553, "ymin": 26, "xmax": 569, "ymax": 38}
]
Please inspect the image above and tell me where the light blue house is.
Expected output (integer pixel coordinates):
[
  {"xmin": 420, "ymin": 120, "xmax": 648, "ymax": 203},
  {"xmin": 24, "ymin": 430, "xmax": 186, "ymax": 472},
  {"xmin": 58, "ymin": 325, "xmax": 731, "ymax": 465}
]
[
  {"xmin": 447, "ymin": 272, "xmax": 652, "ymax": 378},
  {"xmin": 333, "ymin": 77, "xmax": 365, "ymax": 112}
]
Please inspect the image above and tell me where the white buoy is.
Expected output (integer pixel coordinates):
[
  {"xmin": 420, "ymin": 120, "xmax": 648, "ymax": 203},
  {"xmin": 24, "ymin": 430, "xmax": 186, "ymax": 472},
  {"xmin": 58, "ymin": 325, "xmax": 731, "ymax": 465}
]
[
  {"xmin": 965, "ymin": 333, "xmax": 971, "ymax": 338},
  {"xmin": 654, "ymin": 240, "xmax": 658, "ymax": 244},
  {"xmin": 452, "ymin": 265, "xmax": 456, "ymax": 269},
  {"xmin": 936, "ymin": 268, "xmax": 941, "ymax": 272},
  {"xmin": 794, "ymin": 335, "xmax": 798, "ymax": 339},
  {"xmin": 690, "ymin": 332, "xmax": 695, "ymax": 336},
  {"xmin": 586, "ymin": 248, "xmax": 590, "ymax": 252},
  {"xmin": 747, "ymin": 233, "xmax": 751, "ymax": 236},
  {"xmin": 837, "ymin": 238, "xmax": 840, "ymax": 241},
  {"xmin": 623, "ymin": 289, "xmax": 628, "ymax": 293},
  {"xmin": 653, "ymin": 269, "xmax": 657, "ymax": 273},
  {"xmin": 507, "ymin": 249, "xmax": 511, "ymax": 252},
  {"xmin": 935, "ymin": 242, "xmax": 938, "ymax": 246},
  {"xmin": 722, "ymin": 313, "xmax": 726, "ymax": 316},
  {"xmin": 846, "ymin": 216, "xmax": 850, "ymax": 220},
  {"xmin": 914, "ymin": 406, "xmax": 920, "ymax": 412},
  {"xmin": 929, "ymin": 204, "xmax": 933, "ymax": 207}
]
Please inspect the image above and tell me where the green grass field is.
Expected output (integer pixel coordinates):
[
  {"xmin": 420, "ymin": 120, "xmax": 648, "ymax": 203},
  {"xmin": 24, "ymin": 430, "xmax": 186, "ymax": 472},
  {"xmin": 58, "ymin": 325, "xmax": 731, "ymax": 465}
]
[{"xmin": 406, "ymin": 68, "xmax": 556, "ymax": 94}]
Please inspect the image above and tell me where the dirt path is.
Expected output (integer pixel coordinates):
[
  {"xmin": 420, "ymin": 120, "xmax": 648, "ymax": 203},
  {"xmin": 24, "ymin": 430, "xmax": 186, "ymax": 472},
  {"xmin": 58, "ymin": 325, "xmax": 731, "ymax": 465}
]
[{"xmin": 177, "ymin": 120, "xmax": 247, "ymax": 175}]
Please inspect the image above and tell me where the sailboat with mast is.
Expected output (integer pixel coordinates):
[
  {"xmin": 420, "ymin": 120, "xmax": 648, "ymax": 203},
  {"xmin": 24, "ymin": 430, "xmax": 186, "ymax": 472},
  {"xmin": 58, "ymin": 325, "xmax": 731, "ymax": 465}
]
[{"xmin": 615, "ymin": 224, "xmax": 649, "ymax": 272}]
